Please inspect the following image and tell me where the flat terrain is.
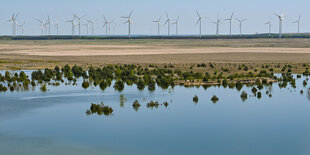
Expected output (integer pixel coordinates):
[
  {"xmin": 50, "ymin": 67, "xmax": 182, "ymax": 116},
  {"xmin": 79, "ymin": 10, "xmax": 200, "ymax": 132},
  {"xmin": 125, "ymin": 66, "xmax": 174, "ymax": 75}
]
[{"xmin": 1, "ymin": 39, "xmax": 310, "ymax": 69}]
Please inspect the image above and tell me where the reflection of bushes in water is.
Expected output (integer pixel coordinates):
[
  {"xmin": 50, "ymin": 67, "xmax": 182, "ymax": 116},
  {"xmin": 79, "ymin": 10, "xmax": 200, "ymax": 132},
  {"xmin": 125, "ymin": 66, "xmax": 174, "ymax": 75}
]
[
  {"xmin": 40, "ymin": 84, "xmax": 47, "ymax": 92},
  {"xmin": 146, "ymin": 101, "xmax": 160, "ymax": 109},
  {"xmin": 132, "ymin": 100, "xmax": 141, "ymax": 111},
  {"xmin": 120, "ymin": 94, "xmax": 127, "ymax": 107},
  {"xmin": 240, "ymin": 91, "xmax": 248, "ymax": 101},
  {"xmin": 86, "ymin": 102, "xmax": 113, "ymax": 116},
  {"xmin": 211, "ymin": 95, "xmax": 219, "ymax": 103},
  {"xmin": 193, "ymin": 95, "xmax": 199, "ymax": 103},
  {"xmin": 257, "ymin": 92, "xmax": 262, "ymax": 99}
]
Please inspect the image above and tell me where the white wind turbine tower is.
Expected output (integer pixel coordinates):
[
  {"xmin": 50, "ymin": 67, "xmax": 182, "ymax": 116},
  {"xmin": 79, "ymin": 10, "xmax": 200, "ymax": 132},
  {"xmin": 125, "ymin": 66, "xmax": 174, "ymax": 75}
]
[
  {"xmin": 103, "ymin": 16, "xmax": 113, "ymax": 36},
  {"xmin": 265, "ymin": 21, "xmax": 272, "ymax": 37},
  {"xmin": 224, "ymin": 12, "xmax": 234, "ymax": 36},
  {"xmin": 121, "ymin": 10, "xmax": 134, "ymax": 38},
  {"xmin": 52, "ymin": 20, "xmax": 59, "ymax": 35},
  {"xmin": 36, "ymin": 19, "xmax": 45, "ymax": 35},
  {"xmin": 235, "ymin": 17, "xmax": 247, "ymax": 36},
  {"xmin": 152, "ymin": 15, "xmax": 162, "ymax": 36},
  {"xmin": 18, "ymin": 22, "xmax": 25, "ymax": 36},
  {"xmin": 8, "ymin": 14, "xmax": 18, "ymax": 37},
  {"xmin": 292, "ymin": 15, "xmax": 301, "ymax": 36},
  {"xmin": 66, "ymin": 16, "xmax": 76, "ymax": 36},
  {"xmin": 83, "ymin": 23, "xmax": 89, "ymax": 36},
  {"xmin": 73, "ymin": 14, "xmax": 86, "ymax": 37},
  {"xmin": 196, "ymin": 10, "xmax": 206, "ymax": 38},
  {"xmin": 212, "ymin": 18, "xmax": 221, "ymax": 37},
  {"xmin": 274, "ymin": 13, "xmax": 286, "ymax": 38},
  {"xmin": 164, "ymin": 12, "xmax": 171, "ymax": 36},
  {"xmin": 172, "ymin": 16, "xmax": 179, "ymax": 35}
]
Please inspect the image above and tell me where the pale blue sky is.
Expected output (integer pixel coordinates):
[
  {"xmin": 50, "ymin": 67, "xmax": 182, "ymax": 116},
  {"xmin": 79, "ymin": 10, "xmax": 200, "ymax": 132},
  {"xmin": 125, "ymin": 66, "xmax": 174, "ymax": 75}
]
[{"xmin": 0, "ymin": 0, "xmax": 309, "ymax": 36}]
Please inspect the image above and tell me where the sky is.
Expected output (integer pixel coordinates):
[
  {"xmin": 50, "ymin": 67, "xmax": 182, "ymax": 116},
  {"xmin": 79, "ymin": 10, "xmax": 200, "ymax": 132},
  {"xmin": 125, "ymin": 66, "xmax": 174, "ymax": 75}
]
[{"xmin": 0, "ymin": 0, "xmax": 309, "ymax": 36}]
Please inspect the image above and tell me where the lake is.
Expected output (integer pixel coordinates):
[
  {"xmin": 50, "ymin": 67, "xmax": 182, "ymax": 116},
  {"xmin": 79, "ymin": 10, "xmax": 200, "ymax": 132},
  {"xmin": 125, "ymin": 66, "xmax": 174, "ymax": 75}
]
[{"xmin": 0, "ymin": 70, "xmax": 310, "ymax": 155}]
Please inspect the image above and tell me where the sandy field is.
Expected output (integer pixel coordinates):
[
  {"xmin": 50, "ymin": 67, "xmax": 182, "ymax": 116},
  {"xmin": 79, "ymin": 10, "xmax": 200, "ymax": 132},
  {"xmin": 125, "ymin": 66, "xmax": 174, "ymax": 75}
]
[{"xmin": 1, "ymin": 39, "xmax": 310, "ymax": 69}]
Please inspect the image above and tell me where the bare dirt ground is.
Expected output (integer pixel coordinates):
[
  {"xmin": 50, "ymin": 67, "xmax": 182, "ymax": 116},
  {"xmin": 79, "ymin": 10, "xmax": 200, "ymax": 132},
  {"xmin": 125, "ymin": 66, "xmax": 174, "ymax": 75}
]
[{"xmin": 1, "ymin": 39, "xmax": 310, "ymax": 70}]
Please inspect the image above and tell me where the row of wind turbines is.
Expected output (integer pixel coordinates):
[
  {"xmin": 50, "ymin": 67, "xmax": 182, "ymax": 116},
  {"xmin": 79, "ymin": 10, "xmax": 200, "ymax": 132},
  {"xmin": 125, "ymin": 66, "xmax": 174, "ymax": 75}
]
[{"xmin": 8, "ymin": 11, "xmax": 302, "ymax": 38}]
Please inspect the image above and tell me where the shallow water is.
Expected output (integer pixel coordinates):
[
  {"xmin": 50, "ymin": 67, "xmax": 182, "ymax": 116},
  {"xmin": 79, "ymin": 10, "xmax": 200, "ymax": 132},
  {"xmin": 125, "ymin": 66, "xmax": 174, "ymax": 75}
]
[{"xmin": 0, "ymin": 71, "xmax": 310, "ymax": 154}]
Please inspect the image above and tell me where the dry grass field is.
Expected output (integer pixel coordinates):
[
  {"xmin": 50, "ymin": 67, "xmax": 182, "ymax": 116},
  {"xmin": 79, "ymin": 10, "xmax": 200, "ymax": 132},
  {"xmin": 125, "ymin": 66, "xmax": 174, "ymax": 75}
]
[{"xmin": 1, "ymin": 38, "xmax": 310, "ymax": 70}]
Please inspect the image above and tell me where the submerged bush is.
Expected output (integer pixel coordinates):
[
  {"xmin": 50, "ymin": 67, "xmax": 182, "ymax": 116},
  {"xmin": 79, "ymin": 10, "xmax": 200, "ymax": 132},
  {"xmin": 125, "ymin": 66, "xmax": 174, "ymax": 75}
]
[
  {"xmin": 211, "ymin": 95, "xmax": 219, "ymax": 103},
  {"xmin": 146, "ymin": 101, "xmax": 160, "ymax": 109},
  {"xmin": 132, "ymin": 100, "xmax": 141, "ymax": 111},
  {"xmin": 193, "ymin": 95, "xmax": 199, "ymax": 103},
  {"xmin": 240, "ymin": 91, "xmax": 248, "ymax": 101},
  {"xmin": 90, "ymin": 103, "xmax": 113, "ymax": 116},
  {"xmin": 40, "ymin": 84, "xmax": 47, "ymax": 92}
]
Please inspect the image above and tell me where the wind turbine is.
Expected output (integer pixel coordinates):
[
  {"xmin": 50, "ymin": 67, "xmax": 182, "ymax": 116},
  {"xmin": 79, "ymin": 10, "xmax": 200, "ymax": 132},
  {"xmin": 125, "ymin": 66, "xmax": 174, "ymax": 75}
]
[
  {"xmin": 274, "ymin": 13, "xmax": 286, "ymax": 38},
  {"xmin": 235, "ymin": 18, "xmax": 247, "ymax": 36},
  {"xmin": 103, "ymin": 16, "xmax": 113, "ymax": 36},
  {"xmin": 152, "ymin": 15, "xmax": 162, "ymax": 36},
  {"xmin": 36, "ymin": 19, "xmax": 45, "ymax": 35},
  {"xmin": 265, "ymin": 21, "xmax": 272, "ymax": 37},
  {"xmin": 83, "ymin": 23, "xmax": 89, "ymax": 36},
  {"xmin": 87, "ymin": 19, "xmax": 96, "ymax": 37},
  {"xmin": 73, "ymin": 14, "xmax": 86, "ymax": 37},
  {"xmin": 46, "ymin": 16, "xmax": 51, "ymax": 36},
  {"xmin": 122, "ymin": 10, "xmax": 134, "ymax": 38},
  {"xmin": 66, "ymin": 16, "xmax": 76, "ymax": 36},
  {"xmin": 196, "ymin": 10, "xmax": 206, "ymax": 38},
  {"xmin": 224, "ymin": 12, "xmax": 234, "ymax": 36},
  {"xmin": 293, "ymin": 15, "xmax": 301, "ymax": 36},
  {"xmin": 164, "ymin": 12, "xmax": 171, "ymax": 36},
  {"xmin": 18, "ymin": 22, "xmax": 25, "ymax": 36},
  {"xmin": 172, "ymin": 16, "xmax": 179, "ymax": 35},
  {"xmin": 8, "ymin": 14, "xmax": 18, "ymax": 37},
  {"xmin": 52, "ymin": 20, "xmax": 59, "ymax": 35},
  {"xmin": 212, "ymin": 18, "xmax": 221, "ymax": 37}
]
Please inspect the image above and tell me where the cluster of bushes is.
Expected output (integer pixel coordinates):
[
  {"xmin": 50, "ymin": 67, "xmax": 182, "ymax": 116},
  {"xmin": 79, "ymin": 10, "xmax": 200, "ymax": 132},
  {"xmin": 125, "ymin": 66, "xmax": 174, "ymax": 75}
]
[{"xmin": 86, "ymin": 103, "xmax": 113, "ymax": 116}]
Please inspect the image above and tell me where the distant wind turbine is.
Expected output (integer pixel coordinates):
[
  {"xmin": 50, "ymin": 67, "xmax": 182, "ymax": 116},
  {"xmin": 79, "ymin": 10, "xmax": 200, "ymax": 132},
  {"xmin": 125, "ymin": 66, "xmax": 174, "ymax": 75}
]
[
  {"xmin": 152, "ymin": 15, "xmax": 162, "ymax": 36},
  {"xmin": 52, "ymin": 20, "xmax": 59, "ymax": 35},
  {"xmin": 224, "ymin": 12, "xmax": 234, "ymax": 36},
  {"xmin": 83, "ymin": 23, "xmax": 89, "ymax": 36},
  {"xmin": 235, "ymin": 17, "xmax": 247, "ymax": 36},
  {"xmin": 17, "ymin": 22, "xmax": 25, "ymax": 36},
  {"xmin": 66, "ymin": 16, "xmax": 76, "ymax": 36},
  {"xmin": 164, "ymin": 12, "xmax": 171, "ymax": 36},
  {"xmin": 87, "ymin": 19, "xmax": 97, "ymax": 36},
  {"xmin": 212, "ymin": 19, "xmax": 221, "ymax": 37},
  {"xmin": 265, "ymin": 21, "xmax": 272, "ymax": 37},
  {"xmin": 274, "ymin": 13, "xmax": 286, "ymax": 38},
  {"xmin": 8, "ymin": 13, "xmax": 18, "ymax": 37},
  {"xmin": 36, "ymin": 19, "xmax": 45, "ymax": 35},
  {"xmin": 292, "ymin": 15, "xmax": 301, "ymax": 36},
  {"xmin": 196, "ymin": 10, "xmax": 206, "ymax": 38},
  {"xmin": 103, "ymin": 16, "xmax": 113, "ymax": 36},
  {"xmin": 172, "ymin": 16, "xmax": 179, "ymax": 35},
  {"xmin": 122, "ymin": 10, "xmax": 134, "ymax": 38},
  {"xmin": 73, "ymin": 14, "xmax": 86, "ymax": 37}
]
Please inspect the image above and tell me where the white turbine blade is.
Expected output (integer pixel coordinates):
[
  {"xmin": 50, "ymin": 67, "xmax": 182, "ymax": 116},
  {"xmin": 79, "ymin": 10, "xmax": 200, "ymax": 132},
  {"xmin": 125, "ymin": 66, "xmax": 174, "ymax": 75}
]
[
  {"xmin": 123, "ymin": 21, "xmax": 129, "ymax": 24},
  {"xmin": 166, "ymin": 12, "xmax": 169, "ymax": 19},
  {"xmin": 196, "ymin": 10, "xmax": 200, "ymax": 17},
  {"xmin": 121, "ymin": 16, "xmax": 129, "ymax": 18},
  {"xmin": 129, "ymin": 10, "xmax": 134, "ymax": 17},
  {"xmin": 196, "ymin": 19, "xmax": 201, "ymax": 25},
  {"xmin": 242, "ymin": 19, "xmax": 247, "ymax": 22},
  {"xmin": 235, "ymin": 18, "xmax": 241, "ymax": 22},
  {"xmin": 159, "ymin": 15, "xmax": 162, "ymax": 21},
  {"xmin": 231, "ymin": 12, "xmax": 234, "ymax": 18},
  {"xmin": 164, "ymin": 19, "xmax": 169, "ymax": 25}
]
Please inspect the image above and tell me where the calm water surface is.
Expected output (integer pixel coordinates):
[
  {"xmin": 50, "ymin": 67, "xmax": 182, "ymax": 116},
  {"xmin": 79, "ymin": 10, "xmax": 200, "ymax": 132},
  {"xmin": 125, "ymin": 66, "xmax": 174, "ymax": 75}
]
[{"xmin": 0, "ymin": 71, "xmax": 310, "ymax": 155}]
